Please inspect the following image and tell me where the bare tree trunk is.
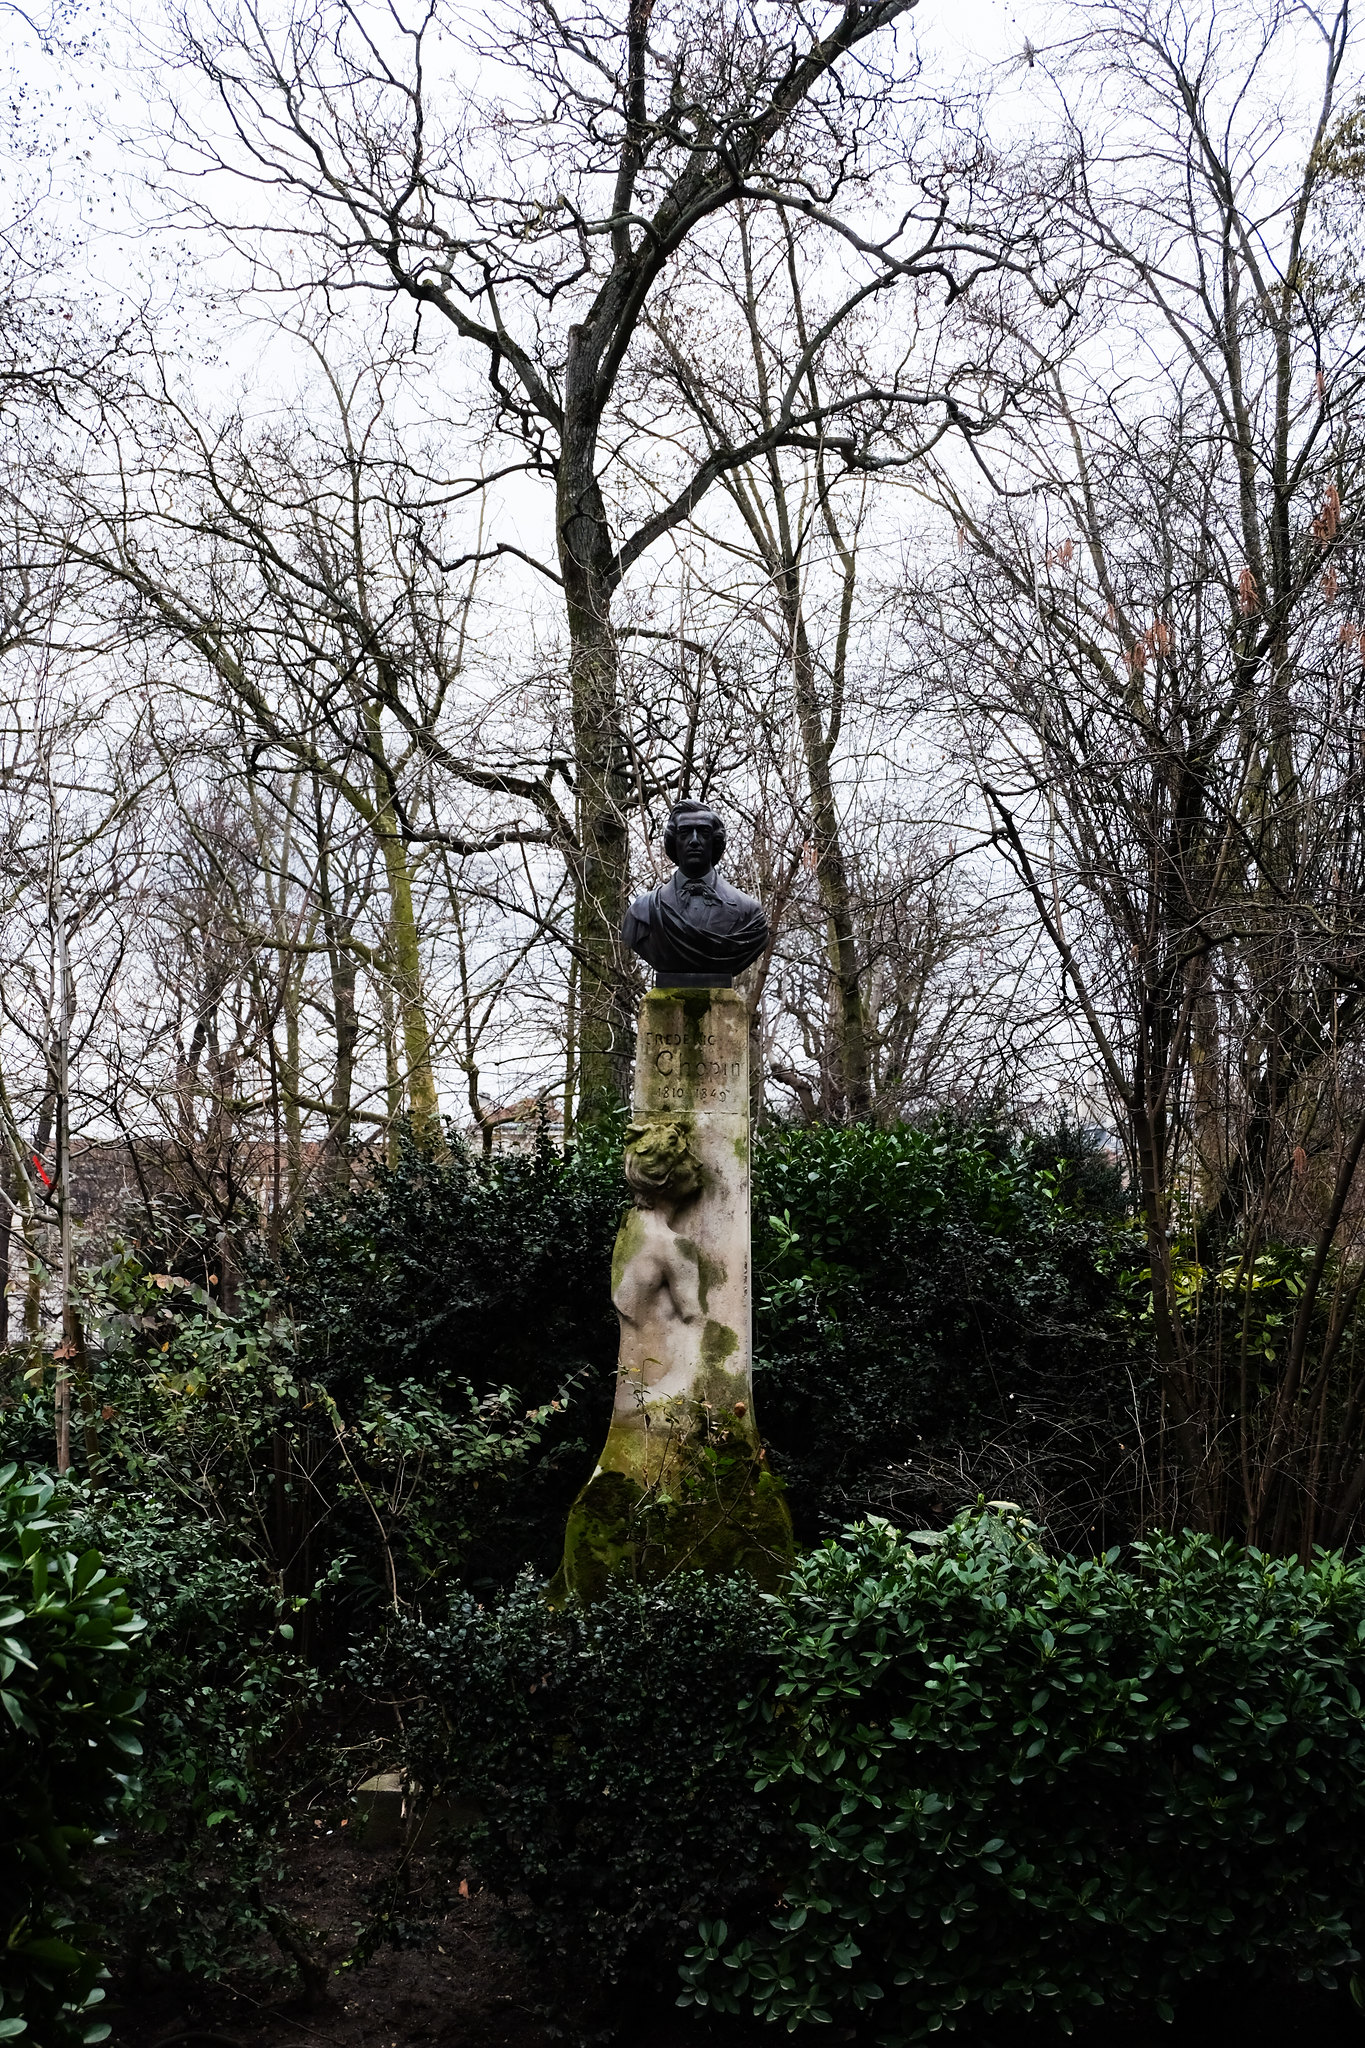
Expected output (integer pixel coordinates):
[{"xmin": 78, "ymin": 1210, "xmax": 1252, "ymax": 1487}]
[
  {"xmin": 557, "ymin": 354, "xmax": 634, "ymax": 1121},
  {"xmin": 373, "ymin": 800, "xmax": 440, "ymax": 1137},
  {"xmin": 282, "ymin": 958, "xmax": 304, "ymax": 1204},
  {"xmin": 50, "ymin": 898, "xmax": 100, "ymax": 1475},
  {"xmin": 326, "ymin": 950, "xmax": 359, "ymax": 1180},
  {"xmin": 0, "ymin": 1146, "xmax": 10, "ymax": 1355},
  {"xmin": 784, "ymin": 595, "xmax": 870, "ymax": 1118},
  {"xmin": 21, "ymin": 1130, "xmax": 46, "ymax": 1367},
  {"xmin": 364, "ymin": 694, "xmax": 440, "ymax": 1137},
  {"xmin": 315, "ymin": 791, "xmax": 359, "ymax": 1183},
  {"xmin": 379, "ymin": 978, "xmax": 402, "ymax": 1166},
  {"xmin": 53, "ymin": 872, "xmax": 72, "ymax": 1475},
  {"xmin": 562, "ymin": 943, "xmax": 579, "ymax": 1147},
  {"xmin": 0, "ymin": 1061, "xmax": 44, "ymax": 1388},
  {"xmin": 382, "ymin": 839, "xmax": 439, "ymax": 1138}
]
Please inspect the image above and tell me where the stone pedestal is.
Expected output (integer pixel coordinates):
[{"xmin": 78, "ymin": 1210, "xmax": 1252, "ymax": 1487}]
[{"xmin": 552, "ymin": 986, "xmax": 792, "ymax": 1603}]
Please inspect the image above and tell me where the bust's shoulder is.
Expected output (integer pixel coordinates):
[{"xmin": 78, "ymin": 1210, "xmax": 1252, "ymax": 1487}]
[{"xmin": 714, "ymin": 873, "xmax": 763, "ymax": 913}]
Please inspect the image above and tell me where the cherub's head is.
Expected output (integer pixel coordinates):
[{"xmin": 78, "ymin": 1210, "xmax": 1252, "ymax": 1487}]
[
  {"xmin": 663, "ymin": 801, "xmax": 726, "ymax": 880},
  {"xmin": 623, "ymin": 1116, "xmax": 703, "ymax": 1209}
]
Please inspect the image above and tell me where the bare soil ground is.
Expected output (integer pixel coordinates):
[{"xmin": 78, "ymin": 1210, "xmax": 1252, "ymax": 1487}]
[
  {"xmin": 104, "ymin": 1828, "xmax": 764, "ymax": 2048},
  {"xmin": 104, "ymin": 1830, "xmax": 1365, "ymax": 2048}
]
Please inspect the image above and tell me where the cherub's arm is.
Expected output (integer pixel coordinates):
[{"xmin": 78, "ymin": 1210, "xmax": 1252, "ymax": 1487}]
[
  {"xmin": 613, "ymin": 1208, "xmax": 677, "ymax": 1328},
  {"xmin": 662, "ymin": 1240, "xmax": 703, "ymax": 1326},
  {"xmin": 613, "ymin": 1242, "xmax": 661, "ymax": 1327}
]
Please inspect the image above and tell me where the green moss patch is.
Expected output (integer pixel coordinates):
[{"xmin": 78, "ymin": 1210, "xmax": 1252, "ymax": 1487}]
[{"xmin": 551, "ymin": 1424, "xmax": 792, "ymax": 1605}]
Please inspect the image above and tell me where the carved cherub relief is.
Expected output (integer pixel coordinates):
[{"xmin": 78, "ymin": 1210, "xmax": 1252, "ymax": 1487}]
[{"xmin": 612, "ymin": 1118, "xmax": 721, "ymax": 1420}]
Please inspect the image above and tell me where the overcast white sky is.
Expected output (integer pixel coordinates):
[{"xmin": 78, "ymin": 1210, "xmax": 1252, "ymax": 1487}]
[{"xmin": 3, "ymin": 0, "xmax": 1353, "ymax": 1135}]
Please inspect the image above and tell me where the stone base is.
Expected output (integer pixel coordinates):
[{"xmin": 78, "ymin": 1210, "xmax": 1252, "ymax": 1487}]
[{"xmin": 548, "ymin": 1406, "xmax": 793, "ymax": 1606}]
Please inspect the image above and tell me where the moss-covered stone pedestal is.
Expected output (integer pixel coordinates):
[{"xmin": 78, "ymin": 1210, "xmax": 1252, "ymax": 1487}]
[{"xmin": 551, "ymin": 986, "xmax": 793, "ymax": 1603}]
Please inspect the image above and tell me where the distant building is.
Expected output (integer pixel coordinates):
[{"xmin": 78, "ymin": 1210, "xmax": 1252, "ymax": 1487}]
[{"xmin": 470, "ymin": 1096, "xmax": 563, "ymax": 1155}]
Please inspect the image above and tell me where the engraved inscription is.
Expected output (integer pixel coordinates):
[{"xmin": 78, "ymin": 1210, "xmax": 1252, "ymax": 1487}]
[
  {"xmin": 651, "ymin": 1047, "xmax": 740, "ymax": 1078},
  {"xmin": 650, "ymin": 1046, "xmax": 743, "ymax": 1108}
]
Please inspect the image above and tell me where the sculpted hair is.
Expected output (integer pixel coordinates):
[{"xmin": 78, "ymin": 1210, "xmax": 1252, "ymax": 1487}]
[
  {"xmin": 664, "ymin": 801, "xmax": 726, "ymax": 864},
  {"xmin": 623, "ymin": 1117, "xmax": 702, "ymax": 1206}
]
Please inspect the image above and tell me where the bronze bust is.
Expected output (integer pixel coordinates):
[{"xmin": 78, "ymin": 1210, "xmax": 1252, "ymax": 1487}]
[{"xmin": 621, "ymin": 801, "xmax": 769, "ymax": 986}]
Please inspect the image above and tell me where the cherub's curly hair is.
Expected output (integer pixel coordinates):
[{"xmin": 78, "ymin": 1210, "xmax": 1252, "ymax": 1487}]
[
  {"xmin": 663, "ymin": 800, "xmax": 726, "ymax": 864},
  {"xmin": 623, "ymin": 1117, "xmax": 703, "ymax": 1207}
]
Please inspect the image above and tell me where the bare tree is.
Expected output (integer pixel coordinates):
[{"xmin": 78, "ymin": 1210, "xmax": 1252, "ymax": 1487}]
[
  {"xmin": 61, "ymin": 337, "xmax": 557, "ymax": 1139},
  {"xmin": 131, "ymin": 0, "xmax": 1017, "ymax": 1113},
  {"xmin": 628, "ymin": 198, "xmax": 1023, "ymax": 1118},
  {"xmin": 913, "ymin": 0, "xmax": 1365, "ymax": 1546},
  {"xmin": 0, "ymin": 659, "xmax": 144, "ymax": 1462}
]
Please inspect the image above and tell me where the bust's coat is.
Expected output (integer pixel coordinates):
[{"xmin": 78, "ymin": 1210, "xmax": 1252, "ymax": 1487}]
[{"xmin": 621, "ymin": 866, "xmax": 768, "ymax": 978}]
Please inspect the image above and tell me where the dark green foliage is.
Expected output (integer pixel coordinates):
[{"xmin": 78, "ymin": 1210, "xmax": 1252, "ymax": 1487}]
[
  {"xmin": 388, "ymin": 1572, "xmax": 783, "ymax": 2018},
  {"xmin": 282, "ymin": 1122, "xmax": 623, "ymax": 1408},
  {"xmin": 752, "ymin": 1123, "xmax": 1143, "ymax": 1545},
  {"xmin": 65, "ymin": 1492, "xmax": 331, "ymax": 1997},
  {"xmin": 10, "ymin": 1115, "xmax": 1365, "ymax": 2040},
  {"xmin": 278, "ymin": 1123, "xmax": 625, "ymax": 1585},
  {"xmin": 75, "ymin": 1236, "xmax": 569, "ymax": 1622},
  {"xmin": 0, "ymin": 1116, "xmax": 1153, "ymax": 2025},
  {"xmin": 682, "ymin": 1511, "xmax": 1365, "ymax": 2041},
  {"xmin": 0, "ymin": 1466, "xmax": 144, "ymax": 2046},
  {"xmin": 0, "ymin": 1232, "xmax": 573, "ymax": 2001},
  {"xmin": 273, "ymin": 1116, "xmax": 1142, "ymax": 1570}
]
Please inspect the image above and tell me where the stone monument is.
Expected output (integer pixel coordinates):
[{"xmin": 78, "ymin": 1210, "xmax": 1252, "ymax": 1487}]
[{"xmin": 551, "ymin": 802, "xmax": 793, "ymax": 1602}]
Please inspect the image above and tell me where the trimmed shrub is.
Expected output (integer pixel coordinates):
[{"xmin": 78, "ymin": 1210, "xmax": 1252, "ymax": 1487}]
[
  {"xmin": 682, "ymin": 1512, "xmax": 1365, "ymax": 2040},
  {"xmin": 270, "ymin": 1117, "xmax": 1141, "ymax": 1581},
  {"xmin": 389, "ymin": 1571, "xmax": 781, "ymax": 2015},
  {"xmin": 278, "ymin": 1122, "xmax": 624, "ymax": 1589},
  {"xmin": 0, "ymin": 1466, "xmax": 144, "ymax": 2046},
  {"xmin": 752, "ymin": 1123, "xmax": 1143, "ymax": 1546}
]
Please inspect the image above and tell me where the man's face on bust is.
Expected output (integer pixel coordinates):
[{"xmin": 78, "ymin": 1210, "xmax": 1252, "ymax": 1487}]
[{"xmin": 675, "ymin": 818, "xmax": 715, "ymax": 880}]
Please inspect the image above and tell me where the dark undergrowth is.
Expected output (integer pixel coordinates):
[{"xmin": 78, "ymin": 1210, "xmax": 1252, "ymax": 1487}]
[{"xmin": 5, "ymin": 1115, "xmax": 1365, "ymax": 2046}]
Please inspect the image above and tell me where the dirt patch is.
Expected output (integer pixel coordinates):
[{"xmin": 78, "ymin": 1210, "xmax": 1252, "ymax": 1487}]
[
  {"xmin": 103, "ymin": 1827, "xmax": 768, "ymax": 2048},
  {"xmin": 103, "ymin": 1829, "xmax": 1365, "ymax": 2048}
]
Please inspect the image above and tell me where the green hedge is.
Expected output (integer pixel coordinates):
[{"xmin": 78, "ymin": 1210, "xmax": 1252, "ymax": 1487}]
[
  {"xmin": 361, "ymin": 1512, "xmax": 1365, "ymax": 2037},
  {"xmin": 390, "ymin": 1572, "xmax": 782, "ymax": 2018},
  {"xmin": 269, "ymin": 1116, "xmax": 1139, "ymax": 1582},
  {"xmin": 752, "ymin": 1124, "xmax": 1138, "ymax": 1546},
  {"xmin": 69, "ymin": 1494, "xmax": 330, "ymax": 1995},
  {"xmin": 683, "ymin": 1513, "xmax": 1365, "ymax": 2040},
  {"xmin": 279, "ymin": 1124, "xmax": 622, "ymax": 1590},
  {"xmin": 0, "ymin": 1467, "xmax": 144, "ymax": 2045}
]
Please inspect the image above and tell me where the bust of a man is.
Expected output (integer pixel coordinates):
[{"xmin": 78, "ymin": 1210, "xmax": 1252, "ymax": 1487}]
[{"xmin": 621, "ymin": 800, "xmax": 769, "ymax": 986}]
